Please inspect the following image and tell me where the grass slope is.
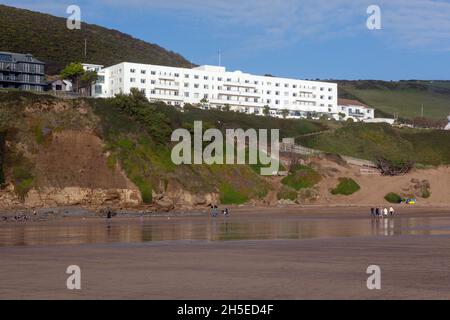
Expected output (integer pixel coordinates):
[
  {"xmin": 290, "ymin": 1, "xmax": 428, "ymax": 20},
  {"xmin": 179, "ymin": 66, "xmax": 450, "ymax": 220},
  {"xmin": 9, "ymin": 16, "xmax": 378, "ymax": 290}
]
[
  {"xmin": 337, "ymin": 80, "xmax": 450, "ymax": 120},
  {"xmin": 298, "ymin": 122, "xmax": 450, "ymax": 166}
]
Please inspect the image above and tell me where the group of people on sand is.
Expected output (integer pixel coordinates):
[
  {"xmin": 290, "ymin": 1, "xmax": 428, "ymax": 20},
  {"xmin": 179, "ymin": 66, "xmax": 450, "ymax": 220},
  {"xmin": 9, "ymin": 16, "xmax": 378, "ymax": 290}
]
[
  {"xmin": 1, "ymin": 209, "xmax": 37, "ymax": 223},
  {"xmin": 211, "ymin": 205, "xmax": 229, "ymax": 217},
  {"xmin": 371, "ymin": 206, "xmax": 395, "ymax": 218}
]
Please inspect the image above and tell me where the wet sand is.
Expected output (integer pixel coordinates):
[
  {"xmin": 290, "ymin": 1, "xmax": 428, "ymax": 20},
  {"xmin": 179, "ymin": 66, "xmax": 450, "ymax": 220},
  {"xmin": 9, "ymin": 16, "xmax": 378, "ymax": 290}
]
[{"xmin": 1, "ymin": 207, "xmax": 450, "ymax": 299}]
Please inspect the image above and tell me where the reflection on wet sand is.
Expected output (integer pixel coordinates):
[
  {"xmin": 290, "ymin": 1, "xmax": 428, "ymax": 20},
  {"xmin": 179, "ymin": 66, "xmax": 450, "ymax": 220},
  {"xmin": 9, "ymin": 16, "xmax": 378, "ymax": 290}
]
[{"xmin": 1, "ymin": 215, "xmax": 450, "ymax": 247}]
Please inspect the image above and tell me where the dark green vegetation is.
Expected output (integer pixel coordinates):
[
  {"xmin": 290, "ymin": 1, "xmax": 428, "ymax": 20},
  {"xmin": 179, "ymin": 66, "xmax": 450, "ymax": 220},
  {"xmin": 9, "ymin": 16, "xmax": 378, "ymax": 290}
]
[
  {"xmin": 384, "ymin": 192, "xmax": 402, "ymax": 204},
  {"xmin": 330, "ymin": 178, "xmax": 360, "ymax": 196},
  {"xmin": 281, "ymin": 164, "xmax": 322, "ymax": 191},
  {"xmin": 337, "ymin": 80, "xmax": 450, "ymax": 120},
  {"xmin": 298, "ymin": 123, "xmax": 450, "ymax": 166},
  {"xmin": 0, "ymin": 5, "xmax": 191, "ymax": 74}
]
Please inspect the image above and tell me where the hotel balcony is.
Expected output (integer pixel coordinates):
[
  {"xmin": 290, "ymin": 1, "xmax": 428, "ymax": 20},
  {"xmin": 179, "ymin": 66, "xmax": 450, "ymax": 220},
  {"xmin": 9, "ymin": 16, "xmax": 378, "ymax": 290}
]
[
  {"xmin": 210, "ymin": 97, "xmax": 265, "ymax": 108},
  {"xmin": 218, "ymin": 88, "xmax": 260, "ymax": 98},
  {"xmin": 153, "ymin": 81, "xmax": 181, "ymax": 90},
  {"xmin": 148, "ymin": 93, "xmax": 183, "ymax": 101},
  {"xmin": 223, "ymin": 81, "xmax": 256, "ymax": 89},
  {"xmin": 158, "ymin": 75, "xmax": 177, "ymax": 81}
]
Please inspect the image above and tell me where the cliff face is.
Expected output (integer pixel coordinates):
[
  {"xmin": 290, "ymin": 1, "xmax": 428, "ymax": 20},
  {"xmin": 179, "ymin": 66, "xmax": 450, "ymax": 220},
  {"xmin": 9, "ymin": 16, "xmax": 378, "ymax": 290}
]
[{"xmin": 0, "ymin": 92, "xmax": 269, "ymax": 211}]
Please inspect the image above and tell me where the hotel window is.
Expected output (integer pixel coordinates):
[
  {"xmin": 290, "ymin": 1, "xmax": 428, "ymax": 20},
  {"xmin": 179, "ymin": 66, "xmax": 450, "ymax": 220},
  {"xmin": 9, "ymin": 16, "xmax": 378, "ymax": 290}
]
[
  {"xmin": 266, "ymin": 90, "xmax": 271, "ymax": 94},
  {"xmin": 328, "ymin": 96, "xmax": 332, "ymax": 100},
  {"xmin": 284, "ymin": 84, "xmax": 289, "ymax": 88},
  {"xmin": 185, "ymin": 74, "xmax": 189, "ymax": 78},
  {"xmin": 141, "ymin": 70, "xmax": 146, "ymax": 74},
  {"xmin": 254, "ymin": 81, "xmax": 259, "ymax": 85},
  {"xmin": 184, "ymin": 92, "xmax": 190, "ymax": 97},
  {"xmin": 245, "ymin": 80, "xmax": 250, "ymax": 84},
  {"xmin": 293, "ymin": 93, "xmax": 297, "ymax": 97},
  {"xmin": 320, "ymin": 95, "xmax": 325, "ymax": 99},
  {"xmin": 218, "ymin": 77, "xmax": 222, "ymax": 81},
  {"xmin": 266, "ymin": 99, "xmax": 271, "ymax": 103},
  {"xmin": 151, "ymin": 80, "xmax": 155, "ymax": 84},
  {"xmin": 320, "ymin": 87, "xmax": 324, "ymax": 91},
  {"xmin": 204, "ymin": 76, "xmax": 208, "ymax": 80},
  {"xmin": 194, "ymin": 75, "xmax": 199, "ymax": 79},
  {"xmin": 204, "ymin": 94, "xmax": 209, "ymax": 99},
  {"xmin": 275, "ymin": 100, "xmax": 280, "ymax": 105},
  {"xmin": 194, "ymin": 84, "xmax": 199, "ymax": 88},
  {"xmin": 175, "ymin": 73, "xmax": 180, "ymax": 77},
  {"xmin": 284, "ymin": 92, "xmax": 289, "ymax": 96},
  {"xmin": 328, "ymin": 88, "xmax": 332, "ymax": 92},
  {"xmin": 184, "ymin": 83, "xmax": 189, "ymax": 88},
  {"xmin": 151, "ymin": 71, "xmax": 156, "ymax": 75},
  {"xmin": 130, "ymin": 69, "xmax": 136, "ymax": 73},
  {"xmin": 227, "ymin": 78, "xmax": 231, "ymax": 82},
  {"xmin": 130, "ymin": 78, "xmax": 136, "ymax": 83},
  {"xmin": 275, "ymin": 83, "xmax": 280, "ymax": 87},
  {"xmin": 204, "ymin": 85, "xmax": 209, "ymax": 89},
  {"xmin": 194, "ymin": 93, "xmax": 199, "ymax": 98},
  {"xmin": 275, "ymin": 91, "xmax": 280, "ymax": 96},
  {"xmin": 293, "ymin": 85, "xmax": 297, "ymax": 89}
]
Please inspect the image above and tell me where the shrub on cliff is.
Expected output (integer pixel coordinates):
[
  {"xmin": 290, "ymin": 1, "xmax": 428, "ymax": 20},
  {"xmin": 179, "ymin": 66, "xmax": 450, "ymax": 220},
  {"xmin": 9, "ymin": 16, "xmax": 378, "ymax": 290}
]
[
  {"xmin": 281, "ymin": 165, "xmax": 322, "ymax": 191},
  {"xmin": 331, "ymin": 178, "xmax": 360, "ymax": 196},
  {"xmin": 385, "ymin": 192, "xmax": 402, "ymax": 203}
]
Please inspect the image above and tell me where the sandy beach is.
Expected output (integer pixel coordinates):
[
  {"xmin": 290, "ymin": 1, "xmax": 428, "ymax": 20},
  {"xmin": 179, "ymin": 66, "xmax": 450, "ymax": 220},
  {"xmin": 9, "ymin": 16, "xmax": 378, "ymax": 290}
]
[{"xmin": 1, "ymin": 206, "xmax": 450, "ymax": 299}]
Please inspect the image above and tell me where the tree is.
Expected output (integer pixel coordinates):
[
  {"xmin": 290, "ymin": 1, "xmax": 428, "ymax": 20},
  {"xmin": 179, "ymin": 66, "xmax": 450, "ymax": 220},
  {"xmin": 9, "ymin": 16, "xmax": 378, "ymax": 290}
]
[
  {"xmin": 281, "ymin": 109, "xmax": 289, "ymax": 119},
  {"xmin": 222, "ymin": 104, "xmax": 231, "ymax": 112},
  {"xmin": 61, "ymin": 62, "xmax": 85, "ymax": 92},
  {"xmin": 80, "ymin": 70, "xmax": 98, "ymax": 89},
  {"xmin": 263, "ymin": 105, "xmax": 270, "ymax": 116}
]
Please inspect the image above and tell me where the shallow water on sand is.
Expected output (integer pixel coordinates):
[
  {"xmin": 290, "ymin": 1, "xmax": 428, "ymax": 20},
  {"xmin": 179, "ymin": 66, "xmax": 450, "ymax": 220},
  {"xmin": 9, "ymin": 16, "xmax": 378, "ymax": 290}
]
[{"xmin": 1, "ymin": 213, "xmax": 450, "ymax": 247}]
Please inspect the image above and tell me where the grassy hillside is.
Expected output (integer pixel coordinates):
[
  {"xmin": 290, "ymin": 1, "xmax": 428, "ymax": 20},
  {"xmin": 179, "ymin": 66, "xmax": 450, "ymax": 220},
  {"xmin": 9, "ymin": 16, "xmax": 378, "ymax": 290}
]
[
  {"xmin": 0, "ymin": 5, "xmax": 192, "ymax": 74},
  {"xmin": 298, "ymin": 122, "xmax": 450, "ymax": 166},
  {"xmin": 337, "ymin": 80, "xmax": 450, "ymax": 120}
]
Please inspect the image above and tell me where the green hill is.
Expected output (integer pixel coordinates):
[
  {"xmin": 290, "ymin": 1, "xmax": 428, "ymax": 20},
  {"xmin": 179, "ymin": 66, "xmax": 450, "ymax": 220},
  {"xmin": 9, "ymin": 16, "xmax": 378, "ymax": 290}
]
[
  {"xmin": 0, "ymin": 4, "xmax": 192, "ymax": 74},
  {"xmin": 298, "ymin": 122, "xmax": 450, "ymax": 166},
  {"xmin": 337, "ymin": 80, "xmax": 450, "ymax": 120}
]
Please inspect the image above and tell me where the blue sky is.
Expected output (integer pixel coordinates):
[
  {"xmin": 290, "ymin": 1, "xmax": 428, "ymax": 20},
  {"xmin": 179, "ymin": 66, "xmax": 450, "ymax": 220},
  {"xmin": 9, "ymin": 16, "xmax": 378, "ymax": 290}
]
[{"xmin": 3, "ymin": 0, "xmax": 450, "ymax": 80}]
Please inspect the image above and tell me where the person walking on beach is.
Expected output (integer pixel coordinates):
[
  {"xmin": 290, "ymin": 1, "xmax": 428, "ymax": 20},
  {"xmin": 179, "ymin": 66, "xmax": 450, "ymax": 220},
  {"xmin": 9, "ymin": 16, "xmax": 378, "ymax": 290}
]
[
  {"xmin": 370, "ymin": 207, "xmax": 375, "ymax": 218},
  {"xmin": 389, "ymin": 207, "xmax": 395, "ymax": 216},
  {"xmin": 383, "ymin": 207, "xmax": 388, "ymax": 217},
  {"xmin": 375, "ymin": 207, "xmax": 380, "ymax": 217},
  {"xmin": 211, "ymin": 205, "xmax": 218, "ymax": 217}
]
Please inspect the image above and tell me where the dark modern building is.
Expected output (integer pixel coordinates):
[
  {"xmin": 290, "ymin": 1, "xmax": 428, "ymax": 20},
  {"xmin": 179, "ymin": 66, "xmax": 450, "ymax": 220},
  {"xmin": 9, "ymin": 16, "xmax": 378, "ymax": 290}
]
[{"xmin": 0, "ymin": 51, "xmax": 45, "ymax": 91}]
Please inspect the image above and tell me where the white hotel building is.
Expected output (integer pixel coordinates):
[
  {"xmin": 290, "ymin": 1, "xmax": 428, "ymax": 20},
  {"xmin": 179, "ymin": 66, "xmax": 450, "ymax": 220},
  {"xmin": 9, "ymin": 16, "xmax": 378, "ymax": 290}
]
[{"xmin": 90, "ymin": 62, "xmax": 339, "ymax": 118}]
